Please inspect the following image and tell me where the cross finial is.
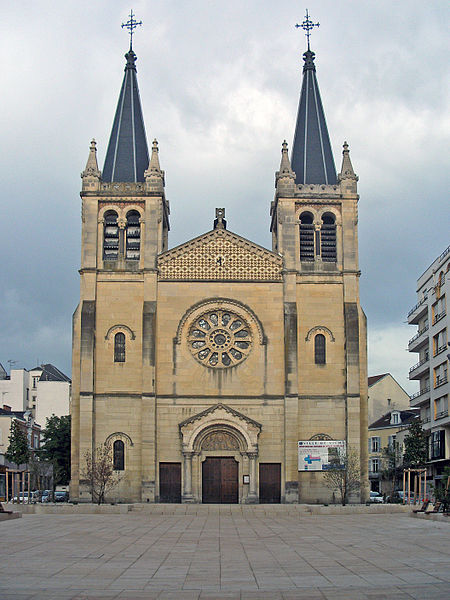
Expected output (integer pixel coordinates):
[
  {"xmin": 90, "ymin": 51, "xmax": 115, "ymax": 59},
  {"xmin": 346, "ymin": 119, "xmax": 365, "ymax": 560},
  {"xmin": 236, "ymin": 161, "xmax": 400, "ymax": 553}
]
[
  {"xmin": 121, "ymin": 9, "xmax": 142, "ymax": 50},
  {"xmin": 295, "ymin": 9, "xmax": 319, "ymax": 51}
]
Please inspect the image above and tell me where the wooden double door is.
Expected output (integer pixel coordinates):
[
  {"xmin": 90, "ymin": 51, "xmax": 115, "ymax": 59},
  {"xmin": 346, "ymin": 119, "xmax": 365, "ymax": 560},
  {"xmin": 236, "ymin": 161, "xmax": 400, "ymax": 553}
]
[{"xmin": 202, "ymin": 457, "xmax": 238, "ymax": 503}]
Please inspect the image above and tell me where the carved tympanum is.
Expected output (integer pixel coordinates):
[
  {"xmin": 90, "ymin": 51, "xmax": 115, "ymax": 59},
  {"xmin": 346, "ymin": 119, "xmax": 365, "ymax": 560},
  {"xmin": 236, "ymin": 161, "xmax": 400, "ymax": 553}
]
[{"xmin": 201, "ymin": 431, "xmax": 239, "ymax": 451}]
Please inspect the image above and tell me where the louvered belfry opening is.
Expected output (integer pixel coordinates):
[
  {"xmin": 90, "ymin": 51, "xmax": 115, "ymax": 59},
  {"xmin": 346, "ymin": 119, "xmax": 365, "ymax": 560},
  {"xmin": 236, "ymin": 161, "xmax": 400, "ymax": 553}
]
[
  {"xmin": 103, "ymin": 211, "xmax": 119, "ymax": 260},
  {"xmin": 321, "ymin": 213, "xmax": 337, "ymax": 262},
  {"xmin": 126, "ymin": 210, "xmax": 141, "ymax": 260},
  {"xmin": 299, "ymin": 212, "xmax": 315, "ymax": 262}
]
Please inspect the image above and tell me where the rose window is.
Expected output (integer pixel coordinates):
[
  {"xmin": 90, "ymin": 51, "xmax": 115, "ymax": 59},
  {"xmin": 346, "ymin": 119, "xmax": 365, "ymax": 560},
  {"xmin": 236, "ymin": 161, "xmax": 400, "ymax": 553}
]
[{"xmin": 188, "ymin": 310, "xmax": 252, "ymax": 368}]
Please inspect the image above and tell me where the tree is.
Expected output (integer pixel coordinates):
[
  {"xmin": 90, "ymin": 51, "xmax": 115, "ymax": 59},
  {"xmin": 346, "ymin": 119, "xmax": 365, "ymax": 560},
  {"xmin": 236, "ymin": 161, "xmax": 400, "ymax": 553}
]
[
  {"xmin": 5, "ymin": 420, "xmax": 30, "ymax": 466},
  {"xmin": 82, "ymin": 443, "xmax": 121, "ymax": 504},
  {"xmin": 323, "ymin": 446, "xmax": 361, "ymax": 504},
  {"xmin": 403, "ymin": 419, "xmax": 428, "ymax": 468},
  {"xmin": 381, "ymin": 442, "xmax": 402, "ymax": 498},
  {"xmin": 40, "ymin": 415, "xmax": 71, "ymax": 485}
]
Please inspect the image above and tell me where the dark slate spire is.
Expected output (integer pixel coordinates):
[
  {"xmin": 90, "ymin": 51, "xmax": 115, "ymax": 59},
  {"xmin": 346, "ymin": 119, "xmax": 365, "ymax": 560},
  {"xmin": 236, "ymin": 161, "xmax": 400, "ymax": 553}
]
[
  {"xmin": 291, "ymin": 49, "xmax": 337, "ymax": 185},
  {"xmin": 102, "ymin": 49, "xmax": 149, "ymax": 182}
]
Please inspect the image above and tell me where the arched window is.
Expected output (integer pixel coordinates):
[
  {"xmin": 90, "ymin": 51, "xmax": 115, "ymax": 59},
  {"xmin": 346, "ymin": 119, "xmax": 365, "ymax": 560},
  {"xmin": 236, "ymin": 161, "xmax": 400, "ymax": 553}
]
[
  {"xmin": 114, "ymin": 332, "xmax": 126, "ymax": 363},
  {"xmin": 113, "ymin": 440, "xmax": 124, "ymax": 470},
  {"xmin": 315, "ymin": 334, "xmax": 326, "ymax": 364},
  {"xmin": 299, "ymin": 212, "xmax": 315, "ymax": 262},
  {"xmin": 103, "ymin": 211, "xmax": 119, "ymax": 260},
  {"xmin": 321, "ymin": 213, "xmax": 336, "ymax": 262},
  {"xmin": 126, "ymin": 210, "xmax": 141, "ymax": 260}
]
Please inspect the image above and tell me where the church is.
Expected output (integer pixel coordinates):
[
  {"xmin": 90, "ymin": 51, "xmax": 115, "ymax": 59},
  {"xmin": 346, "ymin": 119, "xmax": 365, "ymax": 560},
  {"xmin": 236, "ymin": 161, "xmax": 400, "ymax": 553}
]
[{"xmin": 70, "ymin": 18, "xmax": 369, "ymax": 504}]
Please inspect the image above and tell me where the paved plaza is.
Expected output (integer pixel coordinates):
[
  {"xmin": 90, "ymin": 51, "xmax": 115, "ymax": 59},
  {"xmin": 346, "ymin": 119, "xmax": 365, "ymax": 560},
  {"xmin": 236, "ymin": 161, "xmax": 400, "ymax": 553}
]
[{"xmin": 0, "ymin": 510, "xmax": 449, "ymax": 599}]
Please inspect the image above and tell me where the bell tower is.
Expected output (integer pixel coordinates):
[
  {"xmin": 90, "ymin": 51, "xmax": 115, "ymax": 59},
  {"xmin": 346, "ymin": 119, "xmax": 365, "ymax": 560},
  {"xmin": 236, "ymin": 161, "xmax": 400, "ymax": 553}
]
[
  {"xmin": 270, "ymin": 11, "xmax": 369, "ymax": 503},
  {"xmin": 71, "ymin": 17, "xmax": 169, "ymax": 501}
]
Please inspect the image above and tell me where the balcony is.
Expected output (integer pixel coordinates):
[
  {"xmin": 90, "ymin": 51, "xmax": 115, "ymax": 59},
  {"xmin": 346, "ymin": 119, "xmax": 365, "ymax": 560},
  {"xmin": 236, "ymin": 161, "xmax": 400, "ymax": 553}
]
[
  {"xmin": 410, "ymin": 386, "xmax": 430, "ymax": 408},
  {"xmin": 409, "ymin": 356, "xmax": 430, "ymax": 380},
  {"xmin": 408, "ymin": 296, "xmax": 428, "ymax": 324},
  {"xmin": 408, "ymin": 326, "xmax": 429, "ymax": 352}
]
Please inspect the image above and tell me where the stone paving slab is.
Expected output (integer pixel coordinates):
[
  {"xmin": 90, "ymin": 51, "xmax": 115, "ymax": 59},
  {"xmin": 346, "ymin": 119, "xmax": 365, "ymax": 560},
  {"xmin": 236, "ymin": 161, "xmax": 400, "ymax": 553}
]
[{"xmin": 0, "ymin": 512, "xmax": 449, "ymax": 599}]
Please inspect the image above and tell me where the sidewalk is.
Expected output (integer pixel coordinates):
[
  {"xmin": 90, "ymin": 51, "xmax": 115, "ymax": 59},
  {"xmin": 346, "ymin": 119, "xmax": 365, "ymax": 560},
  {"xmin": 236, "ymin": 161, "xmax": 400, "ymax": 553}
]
[{"xmin": 0, "ymin": 511, "xmax": 449, "ymax": 599}]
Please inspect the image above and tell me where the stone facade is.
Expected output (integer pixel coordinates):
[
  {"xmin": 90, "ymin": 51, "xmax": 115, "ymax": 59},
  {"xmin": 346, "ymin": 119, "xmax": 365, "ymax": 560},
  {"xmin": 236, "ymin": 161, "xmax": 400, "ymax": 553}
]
[{"xmin": 70, "ymin": 45, "xmax": 369, "ymax": 504}]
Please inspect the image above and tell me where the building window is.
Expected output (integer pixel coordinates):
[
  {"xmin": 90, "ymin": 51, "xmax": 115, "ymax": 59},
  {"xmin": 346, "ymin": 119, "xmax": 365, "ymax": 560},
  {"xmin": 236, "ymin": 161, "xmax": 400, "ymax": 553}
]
[
  {"xmin": 114, "ymin": 333, "xmax": 126, "ymax": 363},
  {"xmin": 431, "ymin": 430, "xmax": 445, "ymax": 460},
  {"xmin": 314, "ymin": 334, "xmax": 326, "ymax": 364},
  {"xmin": 32, "ymin": 376, "xmax": 39, "ymax": 389},
  {"xmin": 388, "ymin": 435, "xmax": 396, "ymax": 449},
  {"xmin": 113, "ymin": 440, "xmax": 124, "ymax": 470},
  {"xmin": 103, "ymin": 211, "xmax": 119, "ymax": 260},
  {"xmin": 320, "ymin": 213, "xmax": 337, "ymax": 262},
  {"xmin": 299, "ymin": 212, "xmax": 315, "ymax": 262},
  {"xmin": 125, "ymin": 210, "xmax": 141, "ymax": 260},
  {"xmin": 434, "ymin": 362, "xmax": 448, "ymax": 388},
  {"xmin": 434, "ymin": 395, "xmax": 448, "ymax": 420},
  {"xmin": 433, "ymin": 329, "xmax": 447, "ymax": 357},
  {"xmin": 432, "ymin": 295, "xmax": 446, "ymax": 325},
  {"xmin": 370, "ymin": 458, "xmax": 379, "ymax": 473},
  {"xmin": 370, "ymin": 436, "xmax": 381, "ymax": 453},
  {"xmin": 391, "ymin": 412, "xmax": 400, "ymax": 425},
  {"xmin": 33, "ymin": 434, "xmax": 39, "ymax": 449}
]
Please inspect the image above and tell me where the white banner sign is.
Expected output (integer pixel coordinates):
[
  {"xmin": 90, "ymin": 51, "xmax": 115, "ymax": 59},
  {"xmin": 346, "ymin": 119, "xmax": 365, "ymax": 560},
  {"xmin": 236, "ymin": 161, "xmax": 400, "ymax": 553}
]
[{"xmin": 298, "ymin": 440, "xmax": 346, "ymax": 471}]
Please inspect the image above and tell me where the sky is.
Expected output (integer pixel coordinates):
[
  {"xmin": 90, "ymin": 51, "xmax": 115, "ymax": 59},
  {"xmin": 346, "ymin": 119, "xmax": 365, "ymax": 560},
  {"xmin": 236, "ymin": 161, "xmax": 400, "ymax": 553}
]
[{"xmin": 0, "ymin": 0, "xmax": 449, "ymax": 395}]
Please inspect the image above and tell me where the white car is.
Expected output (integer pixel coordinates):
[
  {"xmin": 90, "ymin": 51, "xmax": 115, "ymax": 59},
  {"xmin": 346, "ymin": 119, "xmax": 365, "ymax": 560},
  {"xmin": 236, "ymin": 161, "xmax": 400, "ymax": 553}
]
[{"xmin": 369, "ymin": 491, "xmax": 384, "ymax": 503}]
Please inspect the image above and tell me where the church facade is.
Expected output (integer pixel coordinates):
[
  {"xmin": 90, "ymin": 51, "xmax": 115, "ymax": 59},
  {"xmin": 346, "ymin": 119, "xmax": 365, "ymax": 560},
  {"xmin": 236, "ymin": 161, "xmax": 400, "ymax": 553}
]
[{"xmin": 70, "ymin": 40, "xmax": 369, "ymax": 504}]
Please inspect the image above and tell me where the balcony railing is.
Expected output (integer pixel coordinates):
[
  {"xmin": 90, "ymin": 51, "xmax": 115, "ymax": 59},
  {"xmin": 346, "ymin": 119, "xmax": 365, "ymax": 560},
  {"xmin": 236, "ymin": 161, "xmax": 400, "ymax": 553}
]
[
  {"xmin": 409, "ymin": 356, "xmax": 429, "ymax": 374},
  {"xmin": 433, "ymin": 344, "xmax": 447, "ymax": 357},
  {"xmin": 433, "ymin": 311, "xmax": 446, "ymax": 325},
  {"xmin": 436, "ymin": 410, "xmax": 449, "ymax": 420},
  {"xmin": 410, "ymin": 385, "xmax": 430, "ymax": 400},
  {"xmin": 422, "ymin": 416, "xmax": 431, "ymax": 423},
  {"xmin": 408, "ymin": 296, "xmax": 428, "ymax": 318},
  {"xmin": 408, "ymin": 326, "xmax": 429, "ymax": 347},
  {"xmin": 434, "ymin": 375, "xmax": 449, "ymax": 389}
]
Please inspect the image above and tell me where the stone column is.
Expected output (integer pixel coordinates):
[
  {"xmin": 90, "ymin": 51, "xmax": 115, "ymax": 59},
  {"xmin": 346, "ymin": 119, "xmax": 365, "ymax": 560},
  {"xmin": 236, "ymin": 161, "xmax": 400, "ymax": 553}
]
[
  {"xmin": 246, "ymin": 452, "xmax": 258, "ymax": 503},
  {"xmin": 182, "ymin": 451, "xmax": 195, "ymax": 503}
]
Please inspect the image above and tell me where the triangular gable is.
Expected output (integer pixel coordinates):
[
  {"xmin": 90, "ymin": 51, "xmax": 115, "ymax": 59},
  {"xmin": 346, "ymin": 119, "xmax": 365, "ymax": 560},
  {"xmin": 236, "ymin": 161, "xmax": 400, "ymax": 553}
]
[
  {"xmin": 179, "ymin": 402, "xmax": 262, "ymax": 431},
  {"xmin": 158, "ymin": 228, "xmax": 282, "ymax": 281}
]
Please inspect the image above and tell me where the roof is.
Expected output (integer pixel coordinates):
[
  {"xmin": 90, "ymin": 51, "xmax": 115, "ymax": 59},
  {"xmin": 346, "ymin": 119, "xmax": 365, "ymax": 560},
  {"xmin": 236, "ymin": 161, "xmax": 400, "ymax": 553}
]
[
  {"xmin": 369, "ymin": 409, "xmax": 420, "ymax": 430},
  {"xmin": 291, "ymin": 49, "xmax": 337, "ymax": 185},
  {"xmin": 368, "ymin": 374, "xmax": 389, "ymax": 387},
  {"xmin": 102, "ymin": 48, "xmax": 149, "ymax": 183},
  {"xmin": 0, "ymin": 408, "xmax": 26, "ymax": 420},
  {"xmin": 38, "ymin": 364, "xmax": 71, "ymax": 383}
]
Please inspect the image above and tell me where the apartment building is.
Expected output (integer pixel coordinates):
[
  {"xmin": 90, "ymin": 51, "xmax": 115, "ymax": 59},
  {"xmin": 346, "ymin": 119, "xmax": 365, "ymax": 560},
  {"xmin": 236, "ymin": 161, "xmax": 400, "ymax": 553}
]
[{"xmin": 408, "ymin": 244, "xmax": 449, "ymax": 488}]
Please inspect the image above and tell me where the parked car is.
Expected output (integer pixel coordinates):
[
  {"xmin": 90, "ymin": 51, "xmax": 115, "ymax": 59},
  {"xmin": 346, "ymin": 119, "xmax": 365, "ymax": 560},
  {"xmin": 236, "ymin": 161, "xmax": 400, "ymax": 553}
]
[
  {"xmin": 54, "ymin": 491, "xmax": 69, "ymax": 502},
  {"xmin": 12, "ymin": 492, "xmax": 30, "ymax": 503},
  {"xmin": 41, "ymin": 490, "xmax": 53, "ymax": 503},
  {"xmin": 369, "ymin": 491, "xmax": 384, "ymax": 503}
]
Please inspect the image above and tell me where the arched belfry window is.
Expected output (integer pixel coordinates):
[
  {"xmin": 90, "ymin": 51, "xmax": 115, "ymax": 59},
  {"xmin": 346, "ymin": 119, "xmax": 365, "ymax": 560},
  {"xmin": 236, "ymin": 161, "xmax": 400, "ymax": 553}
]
[
  {"xmin": 114, "ymin": 332, "xmax": 126, "ymax": 363},
  {"xmin": 315, "ymin": 334, "xmax": 326, "ymax": 364},
  {"xmin": 103, "ymin": 211, "xmax": 119, "ymax": 260},
  {"xmin": 299, "ymin": 212, "xmax": 315, "ymax": 262},
  {"xmin": 321, "ymin": 213, "xmax": 337, "ymax": 262},
  {"xmin": 113, "ymin": 440, "xmax": 124, "ymax": 470},
  {"xmin": 126, "ymin": 210, "xmax": 141, "ymax": 260}
]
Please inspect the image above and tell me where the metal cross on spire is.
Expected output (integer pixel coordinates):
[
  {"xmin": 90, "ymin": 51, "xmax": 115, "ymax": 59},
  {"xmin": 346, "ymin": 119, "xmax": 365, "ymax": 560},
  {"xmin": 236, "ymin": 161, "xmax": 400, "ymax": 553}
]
[
  {"xmin": 295, "ymin": 8, "xmax": 320, "ymax": 51},
  {"xmin": 121, "ymin": 9, "xmax": 142, "ymax": 50}
]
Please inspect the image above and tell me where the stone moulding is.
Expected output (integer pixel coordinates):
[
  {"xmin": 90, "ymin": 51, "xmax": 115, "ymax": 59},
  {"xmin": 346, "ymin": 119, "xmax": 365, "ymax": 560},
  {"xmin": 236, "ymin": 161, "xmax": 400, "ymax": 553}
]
[
  {"xmin": 158, "ymin": 228, "xmax": 283, "ymax": 282},
  {"xmin": 104, "ymin": 324, "xmax": 136, "ymax": 340},
  {"xmin": 105, "ymin": 432, "xmax": 134, "ymax": 447},
  {"xmin": 175, "ymin": 298, "xmax": 266, "ymax": 345},
  {"xmin": 179, "ymin": 403, "xmax": 262, "ymax": 454},
  {"xmin": 305, "ymin": 325, "xmax": 335, "ymax": 342}
]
